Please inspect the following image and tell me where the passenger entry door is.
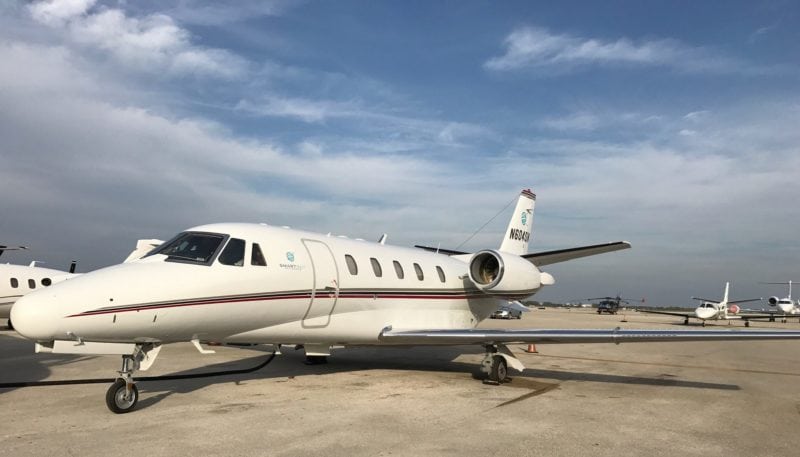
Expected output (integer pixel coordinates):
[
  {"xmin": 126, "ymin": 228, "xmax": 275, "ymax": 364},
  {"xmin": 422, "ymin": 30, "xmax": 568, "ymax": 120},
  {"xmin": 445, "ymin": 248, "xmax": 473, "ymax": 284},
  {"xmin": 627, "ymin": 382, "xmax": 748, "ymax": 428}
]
[{"xmin": 301, "ymin": 239, "xmax": 339, "ymax": 327}]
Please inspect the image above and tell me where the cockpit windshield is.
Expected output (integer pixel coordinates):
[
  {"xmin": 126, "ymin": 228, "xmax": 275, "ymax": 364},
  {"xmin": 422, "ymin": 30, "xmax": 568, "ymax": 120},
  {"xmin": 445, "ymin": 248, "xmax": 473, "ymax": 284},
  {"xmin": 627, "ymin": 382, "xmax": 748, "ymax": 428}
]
[{"xmin": 147, "ymin": 232, "xmax": 226, "ymax": 265}]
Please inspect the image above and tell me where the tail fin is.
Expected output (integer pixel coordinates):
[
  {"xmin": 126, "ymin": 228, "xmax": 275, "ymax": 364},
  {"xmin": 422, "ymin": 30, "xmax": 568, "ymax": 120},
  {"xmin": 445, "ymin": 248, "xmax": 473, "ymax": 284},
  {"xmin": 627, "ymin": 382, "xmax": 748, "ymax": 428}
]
[
  {"xmin": 499, "ymin": 189, "xmax": 536, "ymax": 255},
  {"xmin": 124, "ymin": 239, "xmax": 164, "ymax": 263},
  {"xmin": 722, "ymin": 282, "xmax": 730, "ymax": 305}
]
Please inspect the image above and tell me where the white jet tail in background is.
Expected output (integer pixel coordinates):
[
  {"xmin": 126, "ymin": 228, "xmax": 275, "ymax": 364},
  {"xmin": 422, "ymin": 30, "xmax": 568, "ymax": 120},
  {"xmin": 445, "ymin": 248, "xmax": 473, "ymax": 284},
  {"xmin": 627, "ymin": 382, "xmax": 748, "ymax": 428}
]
[{"xmin": 499, "ymin": 189, "xmax": 535, "ymax": 255}]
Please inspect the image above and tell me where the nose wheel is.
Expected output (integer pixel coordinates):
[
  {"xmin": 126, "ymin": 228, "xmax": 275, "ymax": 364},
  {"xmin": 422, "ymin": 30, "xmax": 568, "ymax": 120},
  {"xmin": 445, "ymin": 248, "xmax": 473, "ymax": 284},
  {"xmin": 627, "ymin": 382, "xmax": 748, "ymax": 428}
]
[{"xmin": 106, "ymin": 378, "xmax": 139, "ymax": 414}]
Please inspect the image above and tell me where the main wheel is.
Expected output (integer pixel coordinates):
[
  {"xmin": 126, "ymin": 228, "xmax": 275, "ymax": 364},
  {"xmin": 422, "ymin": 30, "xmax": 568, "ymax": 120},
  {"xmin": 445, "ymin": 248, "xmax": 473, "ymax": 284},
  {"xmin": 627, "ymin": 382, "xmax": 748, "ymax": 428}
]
[
  {"xmin": 105, "ymin": 379, "xmax": 138, "ymax": 414},
  {"xmin": 488, "ymin": 355, "xmax": 508, "ymax": 384},
  {"xmin": 745, "ymin": 321, "xmax": 750, "ymax": 327},
  {"xmin": 6, "ymin": 318, "xmax": 12, "ymax": 330}
]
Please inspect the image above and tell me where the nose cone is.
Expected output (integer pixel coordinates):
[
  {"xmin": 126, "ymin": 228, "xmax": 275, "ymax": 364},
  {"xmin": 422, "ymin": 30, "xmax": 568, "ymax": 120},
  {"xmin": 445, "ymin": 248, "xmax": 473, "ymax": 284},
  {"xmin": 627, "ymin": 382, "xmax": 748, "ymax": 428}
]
[
  {"xmin": 10, "ymin": 290, "xmax": 60, "ymax": 341},
  {"xmin": 695, "ymin": 308, "xmax": 717, "ymax": 320}
]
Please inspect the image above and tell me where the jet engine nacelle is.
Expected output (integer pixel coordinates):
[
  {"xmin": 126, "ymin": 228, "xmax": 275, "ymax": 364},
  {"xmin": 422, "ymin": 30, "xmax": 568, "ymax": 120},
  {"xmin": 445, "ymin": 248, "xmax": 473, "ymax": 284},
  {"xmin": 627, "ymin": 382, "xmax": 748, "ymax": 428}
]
[
  {"xmin": 468, "ymin": 250, "xmax": 542, "ymax": 298},
  {"xmin": 768, "ymin": 296, "xmax": 780, "ymax": 306},
  {"xmin": 728, "ymin": 304, "xmax": 740, "ymax": 314}
]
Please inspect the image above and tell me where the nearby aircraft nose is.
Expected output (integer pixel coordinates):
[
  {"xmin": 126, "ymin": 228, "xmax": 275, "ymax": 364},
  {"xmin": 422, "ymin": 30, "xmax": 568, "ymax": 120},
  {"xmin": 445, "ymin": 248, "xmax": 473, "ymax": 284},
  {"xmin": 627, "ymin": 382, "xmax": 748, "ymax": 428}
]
[{"xmin": 10, "ymin": 291, "xmax": 60, "ymax": 341}]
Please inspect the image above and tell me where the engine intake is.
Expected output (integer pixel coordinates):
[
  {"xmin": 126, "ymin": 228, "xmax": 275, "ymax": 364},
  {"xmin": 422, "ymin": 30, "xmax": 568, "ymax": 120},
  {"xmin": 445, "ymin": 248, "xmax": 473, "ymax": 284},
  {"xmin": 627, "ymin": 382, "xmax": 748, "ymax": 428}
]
[
  {"xmin": 768, "ymin": 296, "xmax": 779, "ymax": 306},
  {"xmin": 468, "ymin": 250, "xmax": 543, "ymax": 298}
]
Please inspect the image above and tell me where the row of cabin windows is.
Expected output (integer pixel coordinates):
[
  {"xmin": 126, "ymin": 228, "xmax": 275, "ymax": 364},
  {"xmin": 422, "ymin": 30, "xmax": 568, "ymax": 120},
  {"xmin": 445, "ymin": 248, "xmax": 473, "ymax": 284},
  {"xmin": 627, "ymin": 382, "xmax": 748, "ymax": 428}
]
[
  {"xmin": 211, "ymin": 239, "xmax": 445, "ymax": 285},
  {"xmin": 9, "ymin": 278, "xmax": 52, "ymax": 289},
  {"xmin": 344, "ymin": 255, "xmax": 446, "ymax": 283}
]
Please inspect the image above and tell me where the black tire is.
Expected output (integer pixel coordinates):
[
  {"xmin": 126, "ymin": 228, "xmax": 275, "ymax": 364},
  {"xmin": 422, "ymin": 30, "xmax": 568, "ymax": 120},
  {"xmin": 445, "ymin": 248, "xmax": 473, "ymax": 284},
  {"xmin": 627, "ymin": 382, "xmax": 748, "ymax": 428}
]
[
  {"xmin": 745, "ymin": 321, "xmax": 750, "ymax": 327},
  {"xmin": 105, "ymin": 379, "xmax": 138, "ymax": 414},
  {"xmin": 6, "ymin": 318, "xmax": 12, "ymax": 330},
  {"xmin": 488, "ymin": 355, "xmax": 508, "ymax": 384}
]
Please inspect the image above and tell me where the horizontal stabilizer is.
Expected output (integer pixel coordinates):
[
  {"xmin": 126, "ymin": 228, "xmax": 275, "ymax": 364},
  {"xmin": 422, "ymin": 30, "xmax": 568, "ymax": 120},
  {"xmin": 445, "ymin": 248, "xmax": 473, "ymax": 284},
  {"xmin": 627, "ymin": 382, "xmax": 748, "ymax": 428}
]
[
  {"xmin": 522, "ymin": 241, "xmax": 631, "ymax": 266},
  {"xmin": 379, "ymin": 327, "xmax": 800, "ymax": 345},
  {"xmin": 0, "ymin": 245, "xmax": 28, "ymax": 258},
  {"xmin": 124, "ymin": 239, "xmax": 164, "ymax": 263},
  {"xmin": 691, "ymin": 297, "xmax": 719, "ymax": 303}
]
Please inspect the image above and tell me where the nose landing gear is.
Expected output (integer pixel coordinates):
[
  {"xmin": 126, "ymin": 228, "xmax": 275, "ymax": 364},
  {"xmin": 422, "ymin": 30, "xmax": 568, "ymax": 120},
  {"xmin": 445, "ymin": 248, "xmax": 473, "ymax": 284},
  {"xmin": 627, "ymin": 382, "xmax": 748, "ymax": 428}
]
[
  {"xmin": 106, "ymin": 377, "xmax": 138, "ymax": 414},
  {"xmin": 105, "ymin": 344, "xmax": 161, "ymax": 414}
]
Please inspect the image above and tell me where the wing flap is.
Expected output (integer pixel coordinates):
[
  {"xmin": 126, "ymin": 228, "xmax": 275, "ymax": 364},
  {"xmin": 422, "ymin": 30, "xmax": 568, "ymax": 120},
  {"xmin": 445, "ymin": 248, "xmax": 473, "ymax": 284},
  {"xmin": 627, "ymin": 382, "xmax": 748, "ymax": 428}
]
[
  {"xmin": 522, "ymin": 241, "xmax": 631, "ymax": 266},
  {"xmin": 379, "ymin": 327, "xmax": 800, "ymax": 345}
]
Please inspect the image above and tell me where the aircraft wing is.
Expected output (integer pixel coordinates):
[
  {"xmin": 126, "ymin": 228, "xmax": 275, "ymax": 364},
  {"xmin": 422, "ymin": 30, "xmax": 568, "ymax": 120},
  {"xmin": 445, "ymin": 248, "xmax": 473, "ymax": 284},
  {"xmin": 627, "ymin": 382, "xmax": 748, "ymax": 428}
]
[
  {"xmin": 728, "ymin": 298, "xmax": 762, "ymax": 305},
  {"xmin": 521, "ymin": 241, "xmax": 631, "ymax": 266},
  {"xmin": 736, "ymin": 311, "xmax": 796, "ymax": 319},
  {"xmin": 637, "ymin": 309, "xmax": 693, "ymax": 318},
  {"xmin": 378, "ymin": 327, "xmax": 800, "ymax": 345}
]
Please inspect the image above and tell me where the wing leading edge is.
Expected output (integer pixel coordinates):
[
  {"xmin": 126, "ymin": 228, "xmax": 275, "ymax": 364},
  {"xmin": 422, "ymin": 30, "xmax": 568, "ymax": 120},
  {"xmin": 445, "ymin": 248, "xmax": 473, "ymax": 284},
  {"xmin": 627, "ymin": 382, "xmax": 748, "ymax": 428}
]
[{"xmin": 379, "ymin": 327, "xmax": 800, "ymax": 345}]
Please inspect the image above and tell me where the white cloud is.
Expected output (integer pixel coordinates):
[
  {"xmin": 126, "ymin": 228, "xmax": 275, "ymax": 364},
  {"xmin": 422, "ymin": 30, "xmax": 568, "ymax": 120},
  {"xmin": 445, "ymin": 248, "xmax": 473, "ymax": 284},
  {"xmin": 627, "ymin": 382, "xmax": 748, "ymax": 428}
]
[
  {"xmin": 539, "ymin": 110, "xmax": 662, "ymax": 133},
  {"xmin": 29, "ymin": 0, "xmax": 95, "ymax": 26},
  {"xmin": 165, "ymin": 0, "xmax": 292, "ymax": 25},
  {"xmin": 683, "ymin": 110, "xmax": 710, "ymax": 123},
  {"xmin": 485, "ymin": 26, "xmax": 749, "ymax": 75},
  {"xmin": 235, "ymin": 96, "xmax": 358, "ymax": 123},
  {"xmin": 28, "ymin": 1, "xmax": 247, "ymax": 78}
]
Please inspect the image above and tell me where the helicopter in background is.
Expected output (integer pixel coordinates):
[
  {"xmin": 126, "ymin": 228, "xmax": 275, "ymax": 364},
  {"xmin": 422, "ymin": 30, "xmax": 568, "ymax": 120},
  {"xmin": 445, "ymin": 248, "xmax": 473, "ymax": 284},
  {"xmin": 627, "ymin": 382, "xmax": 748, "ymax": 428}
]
[{"xmin": 588, "ymin": 295, "xmax": 635, "ymax": 315}]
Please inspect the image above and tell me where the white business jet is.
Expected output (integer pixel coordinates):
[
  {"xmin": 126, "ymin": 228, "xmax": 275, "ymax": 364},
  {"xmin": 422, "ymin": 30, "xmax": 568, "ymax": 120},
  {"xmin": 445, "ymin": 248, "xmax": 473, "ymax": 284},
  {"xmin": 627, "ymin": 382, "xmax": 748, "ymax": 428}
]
[
  {"xmin": 11, "ymin": 190, "xmax": 800, "ymax": 414},
  {"xmin": 763, "ymin": 281, "xmax": 800, "ymax": 321},
  {"xmin": 1, "ymin": 240, "xmax": 162, "ymax": 330},
  {"xmin": 639, "ymin": 282, "xmax": 763, "ymax": 326}
]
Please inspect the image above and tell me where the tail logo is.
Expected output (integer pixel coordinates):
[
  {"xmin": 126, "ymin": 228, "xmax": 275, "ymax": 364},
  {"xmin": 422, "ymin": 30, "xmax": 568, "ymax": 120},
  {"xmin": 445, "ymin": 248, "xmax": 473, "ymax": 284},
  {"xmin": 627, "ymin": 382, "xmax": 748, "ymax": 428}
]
[{"xmin": 521, "ymin": 212, "xmax": 527, "ymax": 226}]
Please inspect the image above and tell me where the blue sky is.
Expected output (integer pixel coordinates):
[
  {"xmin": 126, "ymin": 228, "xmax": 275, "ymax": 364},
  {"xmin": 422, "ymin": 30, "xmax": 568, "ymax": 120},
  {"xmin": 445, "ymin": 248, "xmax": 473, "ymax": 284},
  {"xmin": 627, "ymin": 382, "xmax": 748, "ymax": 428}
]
[{"xmin": 1, "ymin": 0, "xmax": 799, "ymax": 305}]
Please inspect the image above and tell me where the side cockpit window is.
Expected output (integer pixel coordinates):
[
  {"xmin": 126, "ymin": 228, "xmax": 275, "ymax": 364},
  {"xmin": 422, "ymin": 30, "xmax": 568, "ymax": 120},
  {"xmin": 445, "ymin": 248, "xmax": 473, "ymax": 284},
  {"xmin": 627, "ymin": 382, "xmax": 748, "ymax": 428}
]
[
  {"xmin": 251, "ymin": 243, "xmax": 267, "ymax": 266},
  {"xmin": 218, "ymin": 238, "xmax": 246, "ymax": 266},
  {"xmin": 10, "ymin": 278, "xmax": 18, "ymax": 288},
  {"xmin": 148, "ymin": 232, "xmax": 226, "ymax": 265}
]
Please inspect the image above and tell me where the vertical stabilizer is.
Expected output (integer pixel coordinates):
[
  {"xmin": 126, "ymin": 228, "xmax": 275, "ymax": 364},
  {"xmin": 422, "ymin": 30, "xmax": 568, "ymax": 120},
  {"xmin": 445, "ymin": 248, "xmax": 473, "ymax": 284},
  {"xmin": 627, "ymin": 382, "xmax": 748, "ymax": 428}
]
[
  {"xmin": 499, "ymin": 189, "xmax": 536, "ymax": 255},
  {"xmin": 722, "ymin": 282, "xmax": 730, "ymax": 305}
]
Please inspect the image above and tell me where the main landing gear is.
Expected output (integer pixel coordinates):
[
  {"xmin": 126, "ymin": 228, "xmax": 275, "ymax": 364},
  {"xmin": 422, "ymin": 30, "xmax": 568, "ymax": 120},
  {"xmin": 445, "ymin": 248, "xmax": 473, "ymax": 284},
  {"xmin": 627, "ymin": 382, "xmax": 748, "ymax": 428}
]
[
  {"xmin": 105, "ymin": 343, "xmax": 161, "ymax": 414},
  {"xmin": 480, "ymin": 344, "xmax": 521, "ymax": 384}
]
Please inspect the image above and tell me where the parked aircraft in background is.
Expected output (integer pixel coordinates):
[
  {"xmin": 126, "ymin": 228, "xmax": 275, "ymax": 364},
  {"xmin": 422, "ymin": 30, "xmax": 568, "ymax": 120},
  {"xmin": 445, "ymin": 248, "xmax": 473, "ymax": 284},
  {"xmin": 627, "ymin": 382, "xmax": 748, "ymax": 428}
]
[
  {"xmin": 763, "ymin": 281, "xmax": 800, "ymax": 322},
  {"xmin": 11, "ymin": 190, "xmax": 800, "ymax": 414},
  {"xmin": 1, "ymin": 245, "xmax": 76, "ymax": 330},
  {"xmin": 639, "ymin": 282, "xmax": 766, "ymax": 326}
]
